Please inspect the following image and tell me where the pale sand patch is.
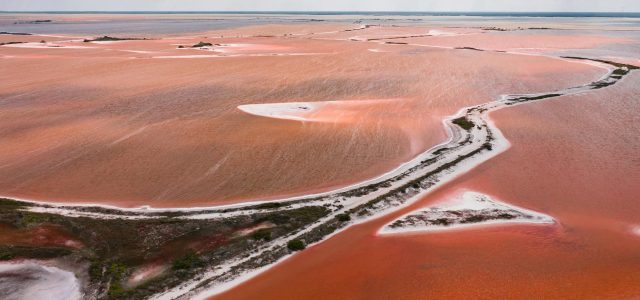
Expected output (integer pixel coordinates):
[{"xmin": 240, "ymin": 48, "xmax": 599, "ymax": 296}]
[
  {"xmin": 237, "ymin": 102, "xmax": 322, "ymax": 122},
  {"xmin": 127, "ymin": 264, "xmax": 169, "ymax": 287},
  {"xmin": 379, "ymin": 190, "xmax": 555, "ymax": 234},
  {"xmin": 0, "ymin": 262, "xmax": 82, "ymax": 300},
  {"xmin": 153, "ymin": 54, "xmax": 223, "ymax": 59},
  {"xmin": 234, "ymin": 222, "xmax": 275, "ymax": 238},
  {"xmin": 154, "ymin": 52, "xmax": 329, "ymax": 59},
  {"xmin": 427, "ymin": 29, "xmax": 467, "ymax": 36},
  {"xmin": 214, "ymin": 43, "xmax": 291, "ymax": 53},
  {"xmin": 238, "ymin": 99, "xmax": 407, "ymax": 123},
  {"xmin": 2, "ymin": 42, "xmax": 94, "ymax": 49}
]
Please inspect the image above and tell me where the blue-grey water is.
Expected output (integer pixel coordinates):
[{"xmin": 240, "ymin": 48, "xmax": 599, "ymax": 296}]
[{"xmin": 1, "ymin": 12, "xmax": 640, "ymax": 37}]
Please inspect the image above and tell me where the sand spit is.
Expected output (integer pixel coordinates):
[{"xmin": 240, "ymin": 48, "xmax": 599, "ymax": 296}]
[
  {"xmin": 0, "ymin": 261, "xmax": 82, "ymax": 300},
  {"xmin": 379, "ymin": 190, "xmax": 554, "ymax": 234}
]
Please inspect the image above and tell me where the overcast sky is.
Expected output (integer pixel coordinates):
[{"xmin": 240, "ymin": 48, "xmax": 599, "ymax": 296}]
[{"xmin": 2, "ymin": 0, "xmax": 639, "ymax": 12}]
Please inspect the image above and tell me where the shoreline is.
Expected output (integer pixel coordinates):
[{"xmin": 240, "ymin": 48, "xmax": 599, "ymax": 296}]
[
  {"xmin": 0, "ymin": 27, "xmax": 637, "ymax": 299},
  {"xmin": 377, "ymin": 190, "xmax": 557, "ymax": 235}
]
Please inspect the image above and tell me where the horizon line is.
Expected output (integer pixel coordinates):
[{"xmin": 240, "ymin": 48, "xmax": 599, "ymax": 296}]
[{"xmin": 1, "ymin": 10, "xmax": 640, "ymax": 14}]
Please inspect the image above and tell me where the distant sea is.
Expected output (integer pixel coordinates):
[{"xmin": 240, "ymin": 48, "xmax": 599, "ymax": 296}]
[
  {"xmin": 2, "ymin": 11, "xmax": 640, "ymax": 36},
  {"xmin": 2, "ymin": 11, "xmax": 640, "ymax": 18}
]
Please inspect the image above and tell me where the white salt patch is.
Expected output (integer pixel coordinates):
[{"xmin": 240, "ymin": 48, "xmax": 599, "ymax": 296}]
[
  {"xmin": 128, "ymin": 264, "xmax": 167, "ymax": 286},
  {"xmin": 120, "ymin": 50, "xmax": 155, "ymax": 54},
  {"xmin": 238, "ymin": 102, "xmax": 321, "ymax": 122},
  {"xmin": 2, "ymin": 42, "xmax": 93, "ymax": 49},
  {"xmin": 89, "ymin": 41, "xmax": 121, "ymax": 44},
  {"xmin": 153, "ymin": 55, "xmax": 223, "ymax": 59},
  {"xmin": 427, "ymin": 29, "xmax": 458, "ymax": 36},
  {"xmin": 0, "ymin": 262, "xmax": 82, "ymax": 300}
]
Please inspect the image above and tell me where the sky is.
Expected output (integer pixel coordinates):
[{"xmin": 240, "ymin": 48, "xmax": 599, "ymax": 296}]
[{"xmin": 2, "ymin": 0, "xmax": 639, "ymax": 12}]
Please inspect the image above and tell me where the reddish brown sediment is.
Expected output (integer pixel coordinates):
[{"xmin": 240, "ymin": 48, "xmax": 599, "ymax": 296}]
[
  {"xmin": 0, "ymin": 26, "xmax": 606, "ymax": 207},
  {"xmin": 213, "ymin": 72, "xmax": 640, "ymax": 300},
  {"xmin": 126, "ymin": 221, "xmax": 274, "ymax": 286},
  {"xmin": 0, "ymin": 223, "xmax": 83, "ymax": 249}
]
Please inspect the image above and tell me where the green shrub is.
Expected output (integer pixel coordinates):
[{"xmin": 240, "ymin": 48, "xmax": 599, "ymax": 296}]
[
  {"xmin": 251, "ymin": 228, "xmax": 272, "ymax": 241},
  {"xmin": 0, "ymin": 250, "xmax": 13, "ymax": 261},
  {"xmin": 497, "ymin": 213, "xmax": 516, "ymax": 219},
  {"xmin": 108, "ymin": 281, "xmax": 126, "ymax": 299},
  {"xmin": 172, "ymin": 252, "xmax": 204, "ymax": 270},
  {"xmin": 287, "ymin": 239, "xmax": 305, "ymax": 251},
  {"xmin": 452, "ymin": 117, "xmax": 474, "ymax": 131},
  {"xmin": 336, "ymin": 213, "xmax": 351, "ymax": 222},
  {"xmin": 192, "ymin": 41, "xmax": 213, "ymax": 48},
  {"xmin": 462, "ymin": 215, "xmax": 487, "ymax": 223},
  {"xmin": 432, "ymin": 218, "xmax": 451, "ymax": 226}
]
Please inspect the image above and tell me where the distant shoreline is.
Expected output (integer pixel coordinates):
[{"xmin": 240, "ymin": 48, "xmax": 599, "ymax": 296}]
[{"xmin": 1, "ymin": 11, "xmax": 640, "ymax": 18}]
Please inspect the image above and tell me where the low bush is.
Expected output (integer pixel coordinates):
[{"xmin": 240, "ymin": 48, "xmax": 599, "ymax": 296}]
[
  {"xmin": 336, "ymin": 213, "xmax": 351, "ymax": 222},
  {"xmin": 172, "ymin": 252, "xmax": 204, "ymax": 270},
  {"xmin": 287, "ymin": 239, "xmax": 305, "ymax": 251},
  {"xmin": 251, "ymin": 228, "xmax": 272, "ymax": 241},
  {"xmin": 452, "ymin": 117, "xmax": 474, "ymax": 131}
]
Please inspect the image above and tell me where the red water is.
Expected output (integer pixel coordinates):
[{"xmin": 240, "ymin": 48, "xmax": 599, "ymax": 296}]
[
  {"xmin": 0, "ymin": 27, "xmax": 604, "ymax": 207},
  {"xmin": 214, "ymin": 71, "xmax": 640, "ymax": 300}
]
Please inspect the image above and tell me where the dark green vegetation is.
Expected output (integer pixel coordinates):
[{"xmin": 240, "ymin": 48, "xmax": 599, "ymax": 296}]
[
  {"xmin": 14, "ymin": 20, "xmax": 52, "ymax": 24},
  {"xmin": 0, "ymin": 41, "xmax": 26, "ymax": 46},
  {"xmin": 455, "ymin": 47, "xmax": 484, "ymax": 51},
  {"xmin": 0, "ymin": 198, "xmax": 328, "ymax": 299},
  {"xmin": 367, "ymin": 34, "xmax": 431, "ymax": 41},
  {"xmin": 0, "ymin": 246, "xmax": 72, "ymax": 261},
  {"xmin": 452, "ymin": 116, "xmax": 475, "ymax": 130},
  {"xmin": 460, "ymin": 211, "xmax": 518, "ymax": 223},
  {"xmin": 336, "ymin": 213, "xmax": 351, "ymax": 222},
  {"xmin": 388, "ymin": 210, "xmax": 523, "ymax": 229},
  {"xmin": 482, "ymin": 27, "xmax": 509, "ymax": 31},
  {"xmin": 0, "ymin": 31, "xmax": 32, "ymax": 35},
  {"xmin": 83, "ymin": 36, "xmax": 149, "ymax": 42},
  {"xmin": 511, "ymin": 93, "xmax": 562, "ymax": 103},
  {"xmin": 251, "ymin": 228, "xmax": 272, "ymax": 241},
  {"xmin": 287, "ymin": 239, "xmax": 305, "ymax": 251},
  {"xmin": 562, "ymin": 56, "xmax": 640, "ymax": 70},
  {"xmin": 192, "ymin": 41, "xmax": 214, "ymax": 48},
  {"xmin": 482, "ymin": 27, "xmax": 551, "ymax": 31},
  {"xmin": 172, "ymin": 252, "xmax": 204, "ymax": 271},
  {"xmin": 561, "ymin": 57, "xmax": 639, "ymax": 89}
]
